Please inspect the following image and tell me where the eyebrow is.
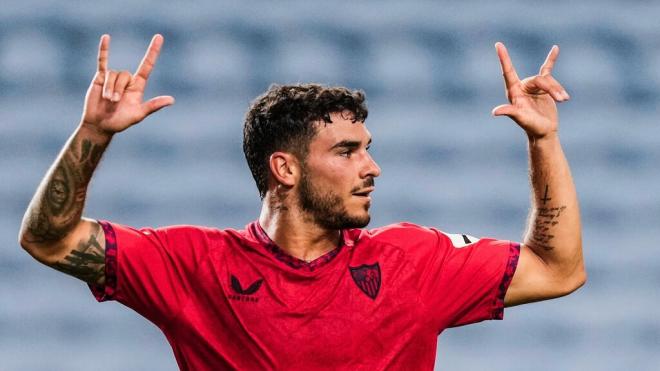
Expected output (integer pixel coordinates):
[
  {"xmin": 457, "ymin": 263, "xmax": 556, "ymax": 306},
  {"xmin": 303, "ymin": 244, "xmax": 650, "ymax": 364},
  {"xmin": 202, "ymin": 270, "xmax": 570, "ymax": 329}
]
[{"xmin": 331, "ymin": 138, "xmax": 372, "ymax": 150}]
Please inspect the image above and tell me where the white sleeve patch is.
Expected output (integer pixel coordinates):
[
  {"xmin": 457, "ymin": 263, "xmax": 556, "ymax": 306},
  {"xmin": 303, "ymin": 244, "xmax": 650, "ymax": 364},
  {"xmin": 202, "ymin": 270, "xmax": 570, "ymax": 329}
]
[{"xmin": 441, "ymin": 232, "xmax": 480, "ymax": 248}]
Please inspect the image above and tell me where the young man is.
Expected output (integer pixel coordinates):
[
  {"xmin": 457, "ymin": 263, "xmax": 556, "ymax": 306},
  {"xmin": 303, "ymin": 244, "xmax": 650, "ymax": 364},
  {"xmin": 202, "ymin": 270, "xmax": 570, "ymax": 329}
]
[{"xmin": 19, "ymin": 34, "xmax": 585, "ymax": 370}]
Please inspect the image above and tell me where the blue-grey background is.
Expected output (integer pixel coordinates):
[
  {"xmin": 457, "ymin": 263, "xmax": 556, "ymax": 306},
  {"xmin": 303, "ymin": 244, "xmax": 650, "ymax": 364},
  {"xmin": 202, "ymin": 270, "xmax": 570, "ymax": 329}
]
[{"xmin": 1, "ymin": 1, "xmax": 659, "ymax": 370}]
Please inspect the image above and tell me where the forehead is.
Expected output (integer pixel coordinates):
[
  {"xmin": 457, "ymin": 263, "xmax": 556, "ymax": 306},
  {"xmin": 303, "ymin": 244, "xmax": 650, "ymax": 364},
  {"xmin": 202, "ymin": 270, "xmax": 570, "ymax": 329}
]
[{"xmin": 310, "ymin": 112, "xmax": 371, "ymax": 149}]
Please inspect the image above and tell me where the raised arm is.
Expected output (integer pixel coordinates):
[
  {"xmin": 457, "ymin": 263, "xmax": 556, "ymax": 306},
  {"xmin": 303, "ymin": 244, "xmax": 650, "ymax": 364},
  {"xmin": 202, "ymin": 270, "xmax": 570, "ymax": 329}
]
[
  {"xmin": 490, "ymin": 43, "xmax": 586, "ymax": 306},
  {"xmin": 19, "ymin": 34, "xmax": 174, "ymax": 285}
]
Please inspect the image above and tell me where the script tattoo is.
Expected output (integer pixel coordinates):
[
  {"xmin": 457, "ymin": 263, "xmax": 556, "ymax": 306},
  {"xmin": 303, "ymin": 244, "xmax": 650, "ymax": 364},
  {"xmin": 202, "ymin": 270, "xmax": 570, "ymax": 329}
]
[
  {"xmin": 529, "ymin": 185, "xmax": 566, "ymax": 251},
  {"xmin": 24, "ymin": 136, "xmax": 106, "ymax": 243},
  {"xmin": 53, "ymin": 223, "xmax": 105, "ymax": 285}
]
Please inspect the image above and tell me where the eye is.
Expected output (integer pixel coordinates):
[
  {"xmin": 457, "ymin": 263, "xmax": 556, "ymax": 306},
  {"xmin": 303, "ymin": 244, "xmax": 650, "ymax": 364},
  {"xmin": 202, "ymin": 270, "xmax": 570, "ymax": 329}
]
[{"xmin": 339, "ymin": 150, "xmax": 353, "ymax": 158}]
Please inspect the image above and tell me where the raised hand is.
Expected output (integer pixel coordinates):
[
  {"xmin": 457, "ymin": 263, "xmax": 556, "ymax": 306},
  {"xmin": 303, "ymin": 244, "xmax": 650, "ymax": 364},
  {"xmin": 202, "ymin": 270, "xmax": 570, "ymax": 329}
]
[
  {"xmin": 492, "ymin": 42, "xmax": 569, "ymax": 139},
  {"xmin": 81, "ymin": 34, "xmax": 174, "ymax": 135}
]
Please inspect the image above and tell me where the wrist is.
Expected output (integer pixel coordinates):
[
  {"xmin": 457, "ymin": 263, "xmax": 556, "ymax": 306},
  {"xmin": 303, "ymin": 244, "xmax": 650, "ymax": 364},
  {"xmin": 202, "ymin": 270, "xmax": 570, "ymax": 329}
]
[
  {"xmin": 79, "ymin": 121, "xmax": 114, "ymax": 144},
  {"xmin": 527, "ymin": 130, "xmax": 559, "ymax": 146}
]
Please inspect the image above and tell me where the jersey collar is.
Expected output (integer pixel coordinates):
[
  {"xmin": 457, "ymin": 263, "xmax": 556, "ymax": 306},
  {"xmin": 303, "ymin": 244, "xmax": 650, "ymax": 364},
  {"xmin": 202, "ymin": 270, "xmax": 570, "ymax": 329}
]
[{"xmin": 247, "ymin": 221, "xmax": 354, "ymax": 271}]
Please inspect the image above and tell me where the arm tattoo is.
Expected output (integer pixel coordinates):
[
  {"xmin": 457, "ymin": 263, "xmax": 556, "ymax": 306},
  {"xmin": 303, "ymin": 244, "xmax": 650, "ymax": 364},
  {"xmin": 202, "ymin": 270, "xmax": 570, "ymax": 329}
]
[
  {"xmin": 24, "ymin": 136, "xmax": 107, "ymax": 244},
  {"xmin": 53, "ymin": 223, "xmax": 105, "ymax": 285},
  {"xmin": 529, "ymin": 184, "xmax": 567, "ymax": 251}
]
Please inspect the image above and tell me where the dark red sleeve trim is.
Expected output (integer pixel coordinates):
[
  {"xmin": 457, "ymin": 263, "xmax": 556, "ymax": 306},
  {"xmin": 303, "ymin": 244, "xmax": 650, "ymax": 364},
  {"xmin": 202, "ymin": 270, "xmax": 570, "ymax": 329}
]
[
  {"xmin": 89, "ymin": 220, "xmax": 118, "ymax": 302},
  {"xmin": 492, "ymin": 242, "xmax": 521, "ymax": 320}
]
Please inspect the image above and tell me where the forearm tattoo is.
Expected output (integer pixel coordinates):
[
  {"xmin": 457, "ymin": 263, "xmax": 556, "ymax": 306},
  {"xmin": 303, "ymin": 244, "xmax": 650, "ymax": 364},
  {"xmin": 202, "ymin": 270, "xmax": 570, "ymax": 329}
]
[
  {"xmin": 53, "ymin": 223, "xmax": 106, "ymax": 285},
  {"xmin": 529, "ymin": 184, "xmax": 567, "ymax": 251},
  {"xmin": 24, "ymin": 136, "xmax": 105, "ymax": 244}
]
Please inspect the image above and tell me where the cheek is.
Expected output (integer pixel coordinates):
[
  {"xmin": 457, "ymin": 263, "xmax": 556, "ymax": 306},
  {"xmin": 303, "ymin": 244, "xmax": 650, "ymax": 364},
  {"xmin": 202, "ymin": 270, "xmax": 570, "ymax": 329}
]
[
  {"xmin": 309, "ymin": 159, "xmax": 354, "ymax": 189},
  {"xmin": 329, "ymin": 169, "xmax": 355, "ymax": 193}
]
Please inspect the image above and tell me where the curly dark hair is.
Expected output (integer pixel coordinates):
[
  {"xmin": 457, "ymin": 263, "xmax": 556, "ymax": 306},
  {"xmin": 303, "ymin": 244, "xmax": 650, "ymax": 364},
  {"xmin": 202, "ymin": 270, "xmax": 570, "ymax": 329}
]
[{"xmin": 243, "ymin": 83, "xmax": 368, "ymax": 198}]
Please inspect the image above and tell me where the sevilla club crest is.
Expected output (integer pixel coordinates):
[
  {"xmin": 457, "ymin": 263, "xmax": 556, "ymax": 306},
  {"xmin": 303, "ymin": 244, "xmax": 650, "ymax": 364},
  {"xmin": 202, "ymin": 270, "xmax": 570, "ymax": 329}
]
[{"xmin": 349, "ymin": 263, "xmax": 381, "ymax": 300}]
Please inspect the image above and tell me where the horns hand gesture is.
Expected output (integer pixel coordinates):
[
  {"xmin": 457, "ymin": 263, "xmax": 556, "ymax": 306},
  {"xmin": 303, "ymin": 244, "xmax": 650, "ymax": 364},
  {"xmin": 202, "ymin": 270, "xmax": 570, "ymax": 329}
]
[
  {"xmin": 492, "ymin": 42, "xmax": 569, "ymax": 140},
  {"xmin": 81, "ymin": 34, "xmax": 174, "ymax": 135}
]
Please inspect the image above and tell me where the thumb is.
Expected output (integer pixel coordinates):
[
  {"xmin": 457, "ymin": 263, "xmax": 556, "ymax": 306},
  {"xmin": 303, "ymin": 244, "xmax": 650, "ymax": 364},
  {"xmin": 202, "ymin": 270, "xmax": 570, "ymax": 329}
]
[
  {"xmin": 491, "ymin": 104, "xmax": 517, "ymax": 117},
  {"xmin": 142, "ymin": 95, "xmax": 175, "ymax": 116}
]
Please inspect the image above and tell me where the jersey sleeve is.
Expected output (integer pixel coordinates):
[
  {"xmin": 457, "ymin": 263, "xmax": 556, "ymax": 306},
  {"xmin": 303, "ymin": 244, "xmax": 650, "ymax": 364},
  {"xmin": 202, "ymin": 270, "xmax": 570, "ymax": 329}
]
[
  {"xmin": 89, "ymin": 220, "xmax": 213, "ymax": 327},
  {"xmin": 415, "ymin": 227, "xmax": 520, "ymax": 328}
]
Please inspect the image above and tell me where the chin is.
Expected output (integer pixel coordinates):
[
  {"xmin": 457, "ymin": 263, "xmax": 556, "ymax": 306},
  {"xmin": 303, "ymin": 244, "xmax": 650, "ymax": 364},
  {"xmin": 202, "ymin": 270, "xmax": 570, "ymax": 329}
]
[{"xmin": 345, "ymin": 212, "xmax": 371, "ymax": 228}]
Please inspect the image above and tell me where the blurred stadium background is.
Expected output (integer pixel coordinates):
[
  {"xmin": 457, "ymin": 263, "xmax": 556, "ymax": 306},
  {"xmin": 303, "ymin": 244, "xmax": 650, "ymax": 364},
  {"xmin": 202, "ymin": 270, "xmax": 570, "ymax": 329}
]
[{"xmin": 1, "ymin": 1, "xmax": 659, "ymax": 370}]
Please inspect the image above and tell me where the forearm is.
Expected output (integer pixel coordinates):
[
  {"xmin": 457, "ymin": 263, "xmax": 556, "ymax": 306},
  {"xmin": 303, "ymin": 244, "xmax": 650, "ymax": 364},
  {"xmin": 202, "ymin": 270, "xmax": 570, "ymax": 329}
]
[
  {"xmin": 20, "ymin": 123, "xmax": 112, "ymax": 252},
  {"xmin": 524, "ymin": 132, "xmax": 583, "ymax": 276}
]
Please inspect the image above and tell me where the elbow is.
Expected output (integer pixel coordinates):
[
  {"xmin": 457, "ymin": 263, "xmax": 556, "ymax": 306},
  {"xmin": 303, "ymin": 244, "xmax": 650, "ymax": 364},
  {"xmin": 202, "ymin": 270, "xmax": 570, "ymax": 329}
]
[
  {"xmin": 18, "ymin": 222, "xmax": 40, "ymax": 252},
  {"xmin": 18, "ymin": 226, "xmax": 32, "ymax": 252},
  {"xmin": 572, "ymin": 265, "xmax": 587, "ymax": 291},
  {"xmin": 567, "ymin": 245, "xmax": 587, "ymax": 293},
  {"xmin": 551, "ymin": 240, "xmax": 586, "ymax": 296},
  {"xmin": 541, "ymin": 249, "xmax": 586, "ymax": 299},
  {"xmin": 18, "ymin": 226, "xmax": 61, "ymax": 266},
  {"xmin": 557, "ymin": 261, "xmax": 587, "ymax": 297},
  {"xmin": 18, "ymin": 215, "xmax": 37, "ymax": 252},
  {"xmin": 18, "ymin": 230, "xmax": 42, "ymax": 262}
]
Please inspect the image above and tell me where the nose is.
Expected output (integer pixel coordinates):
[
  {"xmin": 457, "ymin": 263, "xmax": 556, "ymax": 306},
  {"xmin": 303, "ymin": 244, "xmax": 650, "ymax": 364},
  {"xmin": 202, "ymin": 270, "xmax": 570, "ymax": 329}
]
[{"xmin": 361, "ymin": 152, "xmax": 381, "ymax": 178}]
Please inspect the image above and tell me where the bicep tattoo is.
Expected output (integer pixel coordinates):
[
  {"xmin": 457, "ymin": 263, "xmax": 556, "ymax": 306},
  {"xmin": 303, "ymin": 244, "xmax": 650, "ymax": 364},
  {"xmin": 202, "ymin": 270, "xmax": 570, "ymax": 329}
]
[{"xmin": 53, "ymin": 222, "xmax": 106, "ymax": 285}]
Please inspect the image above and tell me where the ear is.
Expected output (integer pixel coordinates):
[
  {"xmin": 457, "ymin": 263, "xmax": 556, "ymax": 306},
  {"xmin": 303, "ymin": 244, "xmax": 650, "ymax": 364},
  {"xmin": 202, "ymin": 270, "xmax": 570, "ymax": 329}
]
[{"xmin": 269, "ymin": 151, "xmax": 300, "ymax": 188}]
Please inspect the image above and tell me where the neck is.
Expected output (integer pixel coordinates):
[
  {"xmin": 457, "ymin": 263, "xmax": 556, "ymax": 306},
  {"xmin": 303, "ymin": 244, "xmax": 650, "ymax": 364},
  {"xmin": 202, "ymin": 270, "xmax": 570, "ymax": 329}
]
[{"xmin": 258, "ymin": 195, "xmax": 341, "ymax": 262}]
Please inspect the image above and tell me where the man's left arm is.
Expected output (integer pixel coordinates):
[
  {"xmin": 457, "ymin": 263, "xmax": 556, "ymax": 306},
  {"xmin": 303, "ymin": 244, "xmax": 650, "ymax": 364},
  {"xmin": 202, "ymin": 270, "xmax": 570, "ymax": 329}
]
[{"xmin": 490, "ymin": 42, "xmax": 586, "ymax": 307}]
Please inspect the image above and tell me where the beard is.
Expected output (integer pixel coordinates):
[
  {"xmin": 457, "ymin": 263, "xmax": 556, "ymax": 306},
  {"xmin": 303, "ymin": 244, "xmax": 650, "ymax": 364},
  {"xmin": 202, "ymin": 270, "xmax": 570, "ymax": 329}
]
[{"xmin": 298, "ymin": 171, "xmax": 371, "ymax": 230}]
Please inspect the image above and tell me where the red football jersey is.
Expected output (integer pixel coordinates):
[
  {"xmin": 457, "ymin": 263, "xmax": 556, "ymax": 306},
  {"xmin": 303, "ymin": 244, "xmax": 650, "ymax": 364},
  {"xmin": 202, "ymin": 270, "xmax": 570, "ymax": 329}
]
[{"xmin": 90, "ymin": 220, "xmax": 519, "ymax": 370}]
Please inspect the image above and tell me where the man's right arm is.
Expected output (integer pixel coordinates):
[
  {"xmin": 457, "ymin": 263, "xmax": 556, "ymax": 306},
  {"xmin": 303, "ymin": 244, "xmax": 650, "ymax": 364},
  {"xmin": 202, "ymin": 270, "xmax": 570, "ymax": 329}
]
[
  {"xmin": 20, "ymin": 125, "xmax": 111, "ymax": 285},
  {"xmin": 18, "ymin": 34, "xmax": 174, "ymax": 285}
]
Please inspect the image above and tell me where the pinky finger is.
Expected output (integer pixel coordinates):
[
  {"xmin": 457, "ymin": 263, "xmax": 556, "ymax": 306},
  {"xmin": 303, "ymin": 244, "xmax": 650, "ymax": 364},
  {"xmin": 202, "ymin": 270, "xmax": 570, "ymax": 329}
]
[
  {"xmin": 526, "ymin": 75, "xmax": 569, "ymax": 102},
  {"xmin": 539, "ymin": 74, "xmax": 570, "ymax": 101}
]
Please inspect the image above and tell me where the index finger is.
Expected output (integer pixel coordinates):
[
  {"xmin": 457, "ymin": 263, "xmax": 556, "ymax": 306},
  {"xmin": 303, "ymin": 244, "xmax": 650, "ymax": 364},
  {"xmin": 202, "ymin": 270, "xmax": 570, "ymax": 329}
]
[
  {"xmin": 135, "ymin": 34, "xmax": 164, "ymax": 81},
  {"xmin": 495, "ymin": 42, "xmax": 520, "ymax": 89},
  {"xmin": 539, "ymin": 45, "xmax": 559, "ymax": 76},
  {"xmin": 97, "ymin": 34, "xmax": 110, "ymax": 73}
]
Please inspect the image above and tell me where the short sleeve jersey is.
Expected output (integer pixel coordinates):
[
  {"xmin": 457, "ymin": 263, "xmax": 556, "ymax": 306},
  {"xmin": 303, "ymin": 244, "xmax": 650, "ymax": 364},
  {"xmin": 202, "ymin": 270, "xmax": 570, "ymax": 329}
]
[{"xmin": 90, "ymin": 220, "xmax": 520, "ymax": 370}]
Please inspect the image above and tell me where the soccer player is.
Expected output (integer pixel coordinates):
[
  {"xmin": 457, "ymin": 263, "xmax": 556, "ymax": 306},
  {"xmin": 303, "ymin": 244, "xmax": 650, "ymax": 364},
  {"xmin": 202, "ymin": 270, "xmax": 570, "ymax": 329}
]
[{"xmin": 19, "ymin": 34, "xmax": 585, "ymax": 370}]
